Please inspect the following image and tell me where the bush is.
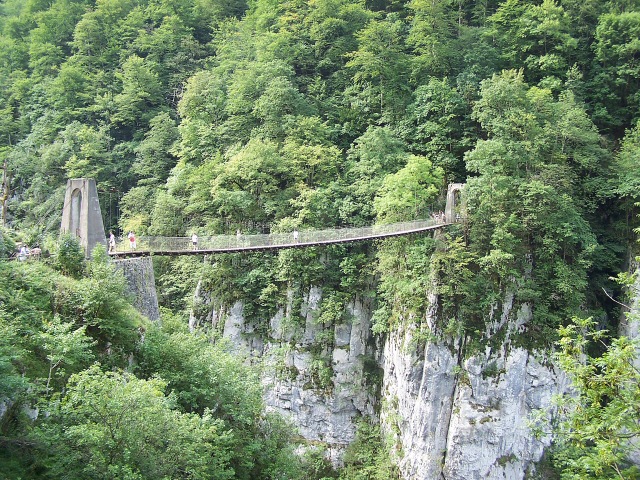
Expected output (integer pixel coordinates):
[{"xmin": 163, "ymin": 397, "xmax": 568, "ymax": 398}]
[
  {"xmin": 55, "ymin": 234, "xmax": 85, "ymax": 278},
  {"xmin": 0, "ymin": 227, "xmax": 16, "ymax": 258}
]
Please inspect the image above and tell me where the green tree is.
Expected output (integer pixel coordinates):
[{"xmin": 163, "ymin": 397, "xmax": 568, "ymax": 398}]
[
  {"xmin": 282, "ymin": 117, "xmax": 341, "ymax": 188},
  {"xmin": 532, "ymin": 317, "xmax": 640, "ymax": 479},
  {"xmin": 131, "ymin": 12, "xmax": 207, "ymax": 92},
  {"xmin": 70, "ymin": 0, "xmax": 141, "ymax": 69},
  {"xmin": 486, "ymin": 0, "xmax": 577, "ymax": 86},
  {"xmin": 55, "ymin": 233, "xmax": 85, "ymax": 278},
  {"xmin": 35, "ymin": 365, "xmax": 236, "ymax": 480},
  {"xmin": 345, "ymin": 13, "xmax": 411, "ymax": 125},
  {"xmin": 339, "ymin": 421, "xmax": 399, "ymax": 480},
  {"xmin": 0, "ymin": 310, "xmax": 27, "ymax": 399},
  {"xmin": 175, "ymin": 69, "xmax": 228, "ymax": 163},
  {"xmin": 148, "ymin": 188, "xmax": 186, "ymax": 236},
  {"xmin": 252, "ymin": 76, "xmax": 312, "ymax": 140},
  {"xmin": 465, "ymin": 70, "xmax": 605, "ymax": 339},
  {"xmin": 39, "ymin": 314, "xmax": 95, "ymax": 395},
  {"xmin": 209, "ymin": 138, "xmax": 296, "ymax": 226},
  {"xmin": 62, "ymin": 123, "xmax": 113, "ymax": 180},
  {"xmin": 341, "ymin": 126, "xmax": 407, "ymax": 226},
  {"xmin": 373, "ymin": 154, "xmax": 443, "ymax": 223},
  {"xmin": 46, "ymin": 59, "xmax": 93, "ymax": 114},
  {"xmin": 111, "ymin": 54, "xmax": 163, "ymax": 130},
  {"xmin": 591, "ymin": 11, "xmax": 640, "ymax": 134},
  {"xmin": 136, "ymin": 321, "xmax": 302, "ymax": 479},
  {"xmin": 407, "ymin": 0, "xmax": 461, "ymax": 77},
  {"xmin": 132, "ymin": 111, "xmax": 179, "ymax": 186},
  {"xmin": 52, "ymin": 245, "xmax": 141, "ymax": 365},
  {"xmin": 306, "ymin": 0, "xmax": 371, "ymax": 78},
  {"xmin": 615, "ymin": 120, "xmax": 640, "ymax": 227},
  {"xmin": 224, "ymin": 59, "xmax": 297, "ymax": 142},
  {"xmin": 399, "ymin": 77, "xmax": 470, "ymax": 179}
]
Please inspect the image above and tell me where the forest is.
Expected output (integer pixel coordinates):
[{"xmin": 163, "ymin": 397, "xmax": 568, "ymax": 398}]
[{"xmin": 0, "ymin": 0, "xmax": 639, "ymax": 478}]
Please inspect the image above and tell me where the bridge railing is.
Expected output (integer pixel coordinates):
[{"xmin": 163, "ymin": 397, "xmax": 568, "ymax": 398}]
[{"xmin": 111, "ymin": 216, "xmax": 459, "ymax": 254}]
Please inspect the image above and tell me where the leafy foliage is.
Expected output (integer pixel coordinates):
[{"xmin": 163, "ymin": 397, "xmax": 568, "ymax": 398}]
[
  {"xmin": 54, "ymin": 233, "xmax": 85, "ymax": 278},
  {"xmin": 532, "ymin": 317, "xmax": 640, "ymax": 479},
  {"xmin": 135, "ymin": 319, "xmax": 301, "ymax": 480},
  {"xmin": 339, "ymin": 421, "xmax": 400, "ymax": 480},
  {"xmin": 0, "ymin": 241, "xmax": 303, "ymax": 479},
  {"xmin": 35, "ymin": 365, "xmax": 236, "ymax": 480}
]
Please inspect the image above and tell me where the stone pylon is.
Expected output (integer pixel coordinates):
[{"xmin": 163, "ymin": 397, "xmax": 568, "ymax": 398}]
[
  {"xmin": 445, "ymin": 183, "xmax": 465, "ymax": 223},
  {"xmin": 60, "ymin": 178, "xmax": 107, "ymax": 256}
]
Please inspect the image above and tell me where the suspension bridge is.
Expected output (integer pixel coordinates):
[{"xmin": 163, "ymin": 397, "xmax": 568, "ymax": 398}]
[
  {"xmin": 58, "ymin": 179, "xmax": 465, "ymax": 258},
  {"xmin": 108, "ymin": 216, "xmax": 461, "ymax": 258}
]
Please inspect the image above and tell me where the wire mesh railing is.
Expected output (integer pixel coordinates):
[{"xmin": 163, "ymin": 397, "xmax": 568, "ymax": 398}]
[{"xmin": 110, "ymin": 216, "xmax": 460, "ymax": 256}]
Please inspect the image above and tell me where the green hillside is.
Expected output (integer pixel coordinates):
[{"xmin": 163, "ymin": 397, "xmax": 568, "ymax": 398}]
[{"xmin": 1, "ymin": 0, "xmax": 639, "ymax": 478}]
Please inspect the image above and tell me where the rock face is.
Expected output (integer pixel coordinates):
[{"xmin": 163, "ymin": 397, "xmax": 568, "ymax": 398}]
[
  {"xmin": 113, "ymin": 256, "xmax": 160, "ymax": 321},
  {"xmin": 206, "ymin": 286, "xmax": 379, "ymax": 463},
  {"xmin": 196, "ymin": 280, "xmax": 569, "ymax": 478},
  {"xmin": 380, "ymin": 292, "xmax": 568, "ymax": 479},
  {"xmin": 382, "ymin": 326, "xmax": 566, "ymax": 479}
]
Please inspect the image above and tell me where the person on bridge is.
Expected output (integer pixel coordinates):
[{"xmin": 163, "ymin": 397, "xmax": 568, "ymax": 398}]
[
  {"xmin": 128, "ymin": 231, "xmax": 136, "ymax": 250},
  {"xmin": 108, "ymin": 231, "xmax": 116, "ymax": 253},
  {"xmin": 192, "ymin": 233, "xmax": 198, "ymax": 250},
  {"xmin": 293, "ymin": 229, "xmax": 299, "ymax": 243}
]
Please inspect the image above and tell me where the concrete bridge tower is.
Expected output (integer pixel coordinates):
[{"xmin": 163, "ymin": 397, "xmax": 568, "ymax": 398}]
[
  {"xmin": 60, "ymin": 178, "xmax": 107, "ymax": 256},
  {"xmin": 445, "ymin": 183, "xmax": 465, "ymax": 223}
]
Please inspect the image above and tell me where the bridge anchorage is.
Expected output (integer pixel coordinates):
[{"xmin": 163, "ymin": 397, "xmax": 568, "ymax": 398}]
[
  {"xmin": 60, "ymin": 179, "xmax": 465, "ymax": 258},
  {"xmin": 60, "ymin": 178, "xmax": 107, "ymax": 256}
]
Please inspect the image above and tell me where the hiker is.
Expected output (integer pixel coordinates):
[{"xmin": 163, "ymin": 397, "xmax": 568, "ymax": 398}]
[
  {"xmin": 192, "ymin": 233, "xmax": 198, "ymax": 250},
  {"xmin": 18, "ymin": 244, "xmax": 28, "ymax": 261},
  {"xmin": 108, "ymin": 231, "xmax": 116, "ymax": 253},
  {"xmin": 128, "ymin": 231, "xmax": 136, "ymax": 250},
  {"xmin": 293, "ymin": 229, "xmax": 299, "ymax": 243}
]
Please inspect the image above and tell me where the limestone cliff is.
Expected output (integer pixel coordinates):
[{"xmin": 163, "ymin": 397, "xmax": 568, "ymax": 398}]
[
  {"xmin": 193, "ymin": 281, "xmax": 568, "ymax": 478},
  {"xmin": 382, "ymin": 325, "xmax": 566, "ymax": 479},
  {"xmin": 379, "ymin": 289, "xmax": 568, "ymax": 479},
  {"xmin": 199, "ymin": 286, "xmax": 379, "ymax": 463}
]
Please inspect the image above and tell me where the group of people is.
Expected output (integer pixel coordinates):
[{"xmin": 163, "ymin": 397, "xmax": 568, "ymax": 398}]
[
  {"xmin": 107, "ymin": 231, "xmax": 136, "ymax": 252},
  {"xmin": 105, "ymin": 228, "xmax": 304, "ymax": 253},
  {"xmin": 110, "ymin": 231, "xmax": 200, "ymax": 251},
  {"xmin": 431, "ymin": 211, "xmax": 446, "ymax": 223},
  {"xmin": 430, "ymin": 211, "xmax": 463, "ymax": 223},
  {"xmin": 17, "ymin": 244, "xmax": 41, "ymax": 261}
]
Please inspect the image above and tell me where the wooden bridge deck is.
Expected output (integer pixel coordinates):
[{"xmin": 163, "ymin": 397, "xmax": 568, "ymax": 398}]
[{"xmin": 109, "ymin": 218, "xmax": 457, "ymax": 258}]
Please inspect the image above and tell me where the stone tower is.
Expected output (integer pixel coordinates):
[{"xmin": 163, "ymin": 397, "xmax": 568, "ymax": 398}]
[
  {"xmin": 60, "ymin": 178, "xmax": 107, "ymax": 256},
  {"xmin": 445, "ymin": 183, "xmax": 465, "ymax": 223}
]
